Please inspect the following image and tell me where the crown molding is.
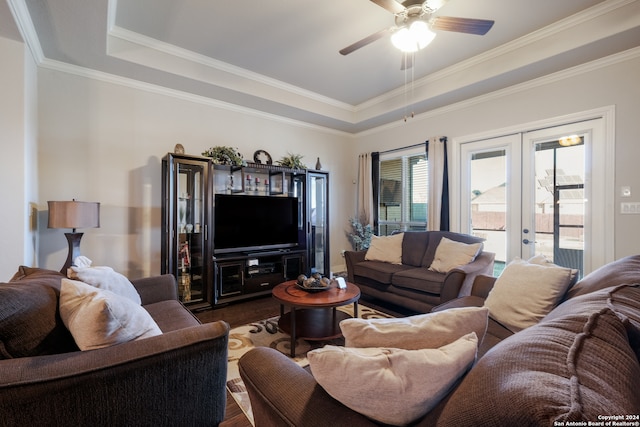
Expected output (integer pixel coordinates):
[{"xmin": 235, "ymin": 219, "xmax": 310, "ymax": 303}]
[
  {"xmin": 38, "ymin": 57, "xmax": 353, "ymax": 138},
  {"xmin": 356, "ymin": 46, "xmax": 640, "ymax": 137},
  {"xmin": 7, "ymin": 0, "xmax": 43, "ymax": 63}
]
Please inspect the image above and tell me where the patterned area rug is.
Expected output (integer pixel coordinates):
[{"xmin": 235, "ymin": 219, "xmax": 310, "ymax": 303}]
[{"xmin": 226, "ymin": 304, "xmax": 394, "ymax": 425}]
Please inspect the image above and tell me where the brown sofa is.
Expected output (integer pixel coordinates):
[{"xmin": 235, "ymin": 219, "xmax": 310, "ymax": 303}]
[
  {"xmin": 239, "ymin": 255, "xmax": 640, "ymax": 426},
  {"xmin": 0, "ymin": 266, "xmax": 230, "ymax": 427},
  {"xmin": 345, "ymin": 231, "xmax": 495, "ymax": 312}
]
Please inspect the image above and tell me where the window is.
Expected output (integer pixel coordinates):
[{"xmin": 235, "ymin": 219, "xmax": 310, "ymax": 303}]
[{"xmin": 378, "ymin": 151, "xmax": 428, "ymax": 235}]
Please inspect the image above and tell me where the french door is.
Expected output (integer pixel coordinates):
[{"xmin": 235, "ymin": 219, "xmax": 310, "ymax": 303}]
[{"xmin": 459, "ymin": 118, "xmax": 610, "ymax": 277}]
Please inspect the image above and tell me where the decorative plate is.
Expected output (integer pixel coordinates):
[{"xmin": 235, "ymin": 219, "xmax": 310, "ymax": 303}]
[{"xmin": 253, "ymin": 150, "xmax": 272, "ymax": 165}]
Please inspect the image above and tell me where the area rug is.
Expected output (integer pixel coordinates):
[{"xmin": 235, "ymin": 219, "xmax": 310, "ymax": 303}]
[{"xmin": 226, "ymin": 304, "xmax": 394, "ymax": 425}]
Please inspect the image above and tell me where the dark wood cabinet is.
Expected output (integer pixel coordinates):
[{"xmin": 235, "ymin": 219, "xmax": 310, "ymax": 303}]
[
  {"xmin": 162, "ymin": 154, "xmax": 213, "ymax": 310},
  {"xmin": 162, "ymin": 153, "xmax": 329, "ymax": 308}
]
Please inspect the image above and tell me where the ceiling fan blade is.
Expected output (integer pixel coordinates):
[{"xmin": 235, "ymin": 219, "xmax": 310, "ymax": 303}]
[
  {"xmin": 339, "ymin": 27, "xmax": 393, "ymax": 55},
  {"xmin": 400, "ymin": 53, "xmax": 413, "ymax": 70},
  {"xmin": 430, "ymin": 16, "xmax": 495, "ymax": 35},
  {"xmin": 371, "ymin": 0, "xmax": 406, "ymax": 14}
]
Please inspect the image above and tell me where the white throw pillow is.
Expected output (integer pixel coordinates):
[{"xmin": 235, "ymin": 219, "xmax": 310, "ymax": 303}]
[
  {"xmin": 59, "ymin": 279, "xmax": 162, "ymax": 351},
  {"xmin": 527, "ymin": 254, "xmax": 579, "ymax": 285},
  {"xmin": 429, "ymin": 237, "xmax": 483, "ymax": 273},
  {"xmin": 364, "ymin": 233, "xmax": 404, "ymax": 264},
  {"xmin": 340, "ymin": 306, "xmax": 489, "ymax": 349},
  {"xmin": 308, "ymin": 333, "xmax": 478, "ymax": 426},
  {"xmin": 68, "ymin": 265, "xmax": 141, "ymax": 304},
  {"xmin": 483, "ymin": 257, "xmax": 573, "ymax": 333}
]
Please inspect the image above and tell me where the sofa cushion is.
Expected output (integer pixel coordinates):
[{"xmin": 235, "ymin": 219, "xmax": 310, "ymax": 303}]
[
  {"xmin": 352, "ymin": 260, "xmax": 412, "ymax": 284},
  {"xmin": 392, "ymin": 267, "xmax": 446, "ymax": 294},
  {"xmin": 428, "ymin": 237, "xmax": 483, "ymax": 273},
  {"xmin": 308, "ymin": 333, "xmax": 478, "ymax": 426},
  {"xmin": 543, "ymin": 284, "xmax": 640, "ymax": 361},
  {"xmin": 340, "ymin": 306, "xmax": 488, "ymax": 349},
  {"xmin": 59, "ymin": 279, "xmax": 162, "ymax": 351},
  {"xmin": 438, "ymin": 307, "xmax": 640, "ymax": 425},
  {"xmin": 484, "ymin": 257, "xmax": 574, "ymax": 333},
  {"xmin": 420, "ymin": 232, "xmax": 484, "ymax": 268},
  {"xmin": 0, "ymin": 282, "xmax": 78, "ymax": 359},
  {"xmin": 401, "ymin": 231, "xmax": 430, "ymax": 267},
  {"xmin": 1, "ymin": 267, "xmax": 77, "ymax": 359},
  {"xmin": 364, "ymin": 233, "xmax": 404, "ymax": 264},
  {"xmin": 563, "ymin": 254, "xmax": 640, "ymax": 301}
]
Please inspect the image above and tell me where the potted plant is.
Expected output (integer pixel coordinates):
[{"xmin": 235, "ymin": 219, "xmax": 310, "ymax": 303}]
[
  {"xmin": 347, "ymin": 217, "xmax": 374, "ymax": 251},
  {"xmin": 277, "ymin": 153, "xmax": 306, "ymax": 169},
  {"xmin": 202, "ymin": 146, "xmax": 245, "ymax": 166}
]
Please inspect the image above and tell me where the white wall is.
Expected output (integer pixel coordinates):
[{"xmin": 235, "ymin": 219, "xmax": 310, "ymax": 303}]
[
  {"xmin": 36, "ymin": 68, "xmax": 354, "ymax": 277},
  {"xmin": 0, "ymin": 36, "xmax": 37, "ymax": 281},
  {"xmin": 354, "ymin": 49, "xmax": 640, "ymax": 260}
]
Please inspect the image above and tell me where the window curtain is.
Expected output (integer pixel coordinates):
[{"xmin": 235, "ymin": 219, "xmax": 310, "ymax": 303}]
[
  {"xmin": 427, "ymin": 137, "xmax": 450, "ymax": 231},
  {"xmin": 356, "ymin": 153, "xmax": 374, "ymax": 225}
]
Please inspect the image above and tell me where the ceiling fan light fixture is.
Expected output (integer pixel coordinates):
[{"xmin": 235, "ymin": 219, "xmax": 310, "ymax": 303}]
[{"xmin": 391, "ymin": 20, "xmax": 436, "ymax": 52}]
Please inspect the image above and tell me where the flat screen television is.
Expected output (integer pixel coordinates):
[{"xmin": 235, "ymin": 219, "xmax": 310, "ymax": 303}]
[{"xmin": 214, "ymin": 194, "xmax": 300, "ymax": 254}]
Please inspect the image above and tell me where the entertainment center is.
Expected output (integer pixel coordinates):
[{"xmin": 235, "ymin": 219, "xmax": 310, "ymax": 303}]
[{"xmin": 161, "ymin": 153, "xmax": 329, "ymax": 309}]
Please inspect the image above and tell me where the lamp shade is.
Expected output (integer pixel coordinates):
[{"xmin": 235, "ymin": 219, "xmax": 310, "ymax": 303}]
[{"xmin": 48, "ymin": 200, "xmax": 100, "ymax": 230}]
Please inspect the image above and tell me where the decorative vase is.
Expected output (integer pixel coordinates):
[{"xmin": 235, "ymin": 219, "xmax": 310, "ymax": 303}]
[{"xmin": 315, "ymin": 157, "xmax": 322, "ymax": 170}]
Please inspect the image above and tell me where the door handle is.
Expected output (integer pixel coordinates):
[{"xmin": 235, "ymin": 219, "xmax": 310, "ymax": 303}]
[{"xmin": 522, "ymin": 239, "xmax": 534, "ymax": 245}]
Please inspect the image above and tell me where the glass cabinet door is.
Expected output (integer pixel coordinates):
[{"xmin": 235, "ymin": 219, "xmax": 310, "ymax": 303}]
[
  {"xmin": 162, "ymin": 154, "xmax": 212, "ymax": 309},
  {"xmin": 307, "ymin": 172, "xmax": 329, "ymax": 276}
]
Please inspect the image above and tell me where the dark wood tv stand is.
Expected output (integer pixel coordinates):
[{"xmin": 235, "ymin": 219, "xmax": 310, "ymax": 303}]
[{"xmin": 214, "ymin": 249, "xmax": 306, "ymax": 304}]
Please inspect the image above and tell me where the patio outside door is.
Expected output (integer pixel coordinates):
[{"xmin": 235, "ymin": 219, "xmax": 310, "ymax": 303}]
[{"xmin": 459, "ymin": 118, "xmax": 606, "ymax": 277}]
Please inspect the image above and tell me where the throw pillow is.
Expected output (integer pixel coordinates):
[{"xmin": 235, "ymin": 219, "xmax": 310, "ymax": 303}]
[
  {"xmin": 67, "ymin": 264, "xmax": 141, "ymax": 304},
  {"xmin": 527, "ymin": 254, "xmax": 579, "ymax": 285},
  {"xmin": 340, "ymin": 306, "xmax": 489, "ymax": 349},
  {"xmin": 59, "ymin": 279, "xmax": 162, "ymax": 351},
  {"xmin": 429, "ymin": 237, "xmax": 483, "ymax": 273},
  {"xmin": 484, "ymin": 257, "xmax": 573, "ymax": 333},
  {"xmin": 308, "ymin": 332, "xmax": 478, "ymax": 426},
  {"xmin": 364, "ymin": 233, "xmax": 404, "ymax": 264}
]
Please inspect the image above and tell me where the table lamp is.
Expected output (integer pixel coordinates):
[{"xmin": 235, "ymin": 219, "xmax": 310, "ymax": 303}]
[{"xmin": 48, "ymin": 200, "xmax": 100, "ymax": 273}]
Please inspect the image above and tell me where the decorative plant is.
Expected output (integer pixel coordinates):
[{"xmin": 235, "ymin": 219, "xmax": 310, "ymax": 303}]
[
  {"xmin": 347, "ymin": 217, "xmax": 374, "ymax": 251},
  {"xmin": 202, "ymin": 146, "xmax": 245, "ymax": 166},
  {"xmin": 277, "ymin": 152, "xmax": 306, "ymax": 169}
]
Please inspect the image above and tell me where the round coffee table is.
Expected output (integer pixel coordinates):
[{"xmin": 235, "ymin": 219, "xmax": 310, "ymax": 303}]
[{"xmin": 272, "ymin": 280, "xmax": 361, "ymax": 357}]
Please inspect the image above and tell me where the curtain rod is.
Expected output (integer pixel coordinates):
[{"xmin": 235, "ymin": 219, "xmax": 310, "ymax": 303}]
[{"xmin": 378, "ymin": 137, "xmax": 447, "ymax": 155}]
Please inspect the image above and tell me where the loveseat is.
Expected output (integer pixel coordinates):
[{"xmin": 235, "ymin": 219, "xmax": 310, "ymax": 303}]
[
  {"xmin": 239, "ymin": 255, "xmax": 640, "ymax": 426},
  {"xmin": 0, "ymin": 266, "xmax": 230, "ymax": 427},
  {"xmin": 345, "ymin": 231, "xmax": 495, "ymax": 312}
]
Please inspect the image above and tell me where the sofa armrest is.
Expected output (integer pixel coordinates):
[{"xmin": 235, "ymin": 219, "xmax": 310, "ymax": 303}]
[
  {"xmin": 131, "ymin": 274, "xmax": 178, "ymax": 305},
  {"xmin": 471, "ymin": 274, "xmax": 497, "ymax": 299},
  {"xmin": 441, "ymin": 252, "xmax": 495, "ymax": 301},
  {"xmin": 431, "ymin": 295, "xmax": 487, "ymax": 312},
  {"xmin": 344, "ymin": 250, "xmax": 367, "ymax": 283},
  {"xmin": 239, "ymin": 347, "xmax": 377, "ymax": 427},
  {"xmin": 0, "ymin": 321, "xmax": 229, "ymax": 426}
]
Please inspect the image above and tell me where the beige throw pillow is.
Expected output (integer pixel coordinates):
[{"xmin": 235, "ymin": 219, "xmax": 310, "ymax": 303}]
[
  {"xmin": 429, "ymin": 237, "xmax": 483, "ymax": 273},
  {"xmin": 59, "ymin": 279, "xmax": 162, "ymax": 351},
  {"xmin": 308, "ymin": 333, "xmax": 478, "ymax": 426},
  {"xmin": 340, "ymin": 306, "xmax": 489, "ymax": 349},
  {"xmin": 364, "ymin": 233, "xmax": 404, "ymax": 264},
  {"xmin": 68, "ymin": 265, "xmax": 141, "ymax": 304},
  {"xmin": 483, "ymin": 257, "xmax": 573, "ymax": 333}
]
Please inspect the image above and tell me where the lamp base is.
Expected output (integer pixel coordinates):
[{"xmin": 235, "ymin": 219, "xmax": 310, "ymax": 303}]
[{"xmin": 61, "ymin": 232, "xmax": 84, "ymax": 274}]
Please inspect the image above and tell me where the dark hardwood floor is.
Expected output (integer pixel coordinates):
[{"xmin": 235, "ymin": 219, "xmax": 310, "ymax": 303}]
[{"xmin": 196, "ymin": 294, "xmax": 415, "ymax": 426}]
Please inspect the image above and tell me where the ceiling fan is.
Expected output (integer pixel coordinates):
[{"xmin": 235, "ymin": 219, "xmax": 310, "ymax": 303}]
[{"xmin": 340, "ymin": 0, "xmax": 494, "ymax": 67}]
